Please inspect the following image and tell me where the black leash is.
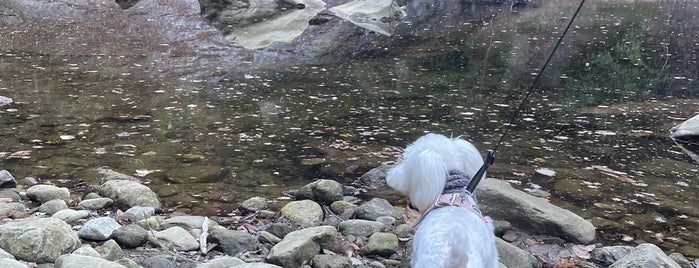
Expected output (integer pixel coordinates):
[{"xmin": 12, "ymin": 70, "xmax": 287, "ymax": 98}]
[{"xmin": 466, "ymin": 0, "xmax": 587, "ymax": 193}]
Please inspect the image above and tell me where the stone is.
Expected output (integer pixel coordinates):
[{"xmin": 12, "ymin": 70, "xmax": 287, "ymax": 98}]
[
  {"xmin": 0, "ymin": 217, "xmax": 80, "ymax": 263},
  {"xmin": 38, "ymin": 199, "xmax": 69, "ymax": 215},
  {"xmin": 96, "ymin": 167, "xmax": 141, "ymax": 182},
  {"xmin": 338, "ymin": 219, "xmax": 385, "ymax": 237},
  {"xmin": 26, "ymin": 184, "xmax": 70, "ymax": 203},
  {"xmin": 280, "ymin": 199, "xmax": 324, "ymax": 226},
  {"xmin": 164, "ymin": 215, "xmax": 218, "ymax": 230},
  {"xmin": 592, "ymin": 245, "xmax": 634, "ymax": 266},
  {"xmin": 210, "ymin": 228, "xmax": 258, "ymax": 257},
  {"xmin": 609, "ymin": 243, "xmax": 681, "ymax": 268},
  {"xmin": 0, "ymin": 202, "xmax": 27, "ymax": 218},
  {"xmin": 266, "ymin": 222, "xmax": 294, "ymax": 239},
  {"xmin": 52, "ymin": 209, "xmax": 90, "ymax": 223},
  {"xmin": 670, "ymin": 114, "xmax": 699, "ymax": 162},
  {"xmin": 266, "ymin": 226, "xmax": 337, "ymax": 267},
  {"xmin": 0, "ymin": 247, "xmax": 14, "ymax": 258},
  {"xmin": 296, "ymin": 179, "xmax": 344, "ymax": 205},
  {"xmin": 142, "ymin": 256, "xmax": 175, "ymax": 268},
  {"xmin": 477, "ymin": 178, "xmax": 596, "ymax": 243},
  {"xmin": 359, "ymin": 232, "xmax": 399, "ymax": 257},
  {"xmin": 97, "ymin": 239, "xmax": 123, "ymax": 261},
  {"xmin": 241, "ymin": 196, "xmax": 269, "ymax": 211},
  {"xmin": 393, "ymin": 224, "xmax": 415, "ymax": 240},
  {"xmin": 329, "ymin": 200, "xmax": 357, "ymax": 215},
  {"xmin": 114, "ymin": 258, "xmax": 142, "ymax": 268},
  {"xmin": 78, "ymin": 197, "xmax": 114, "ymax": 210},
  {"xmin": 668, "ymin": 253, "xmax": 693, "ymax": 268},
  {"xmin": 259, "ymin": 231, "xmax": 282, "ymax": 244},
  {"xmin": 154, "ymin": 226, "xmax": 200, "ymax": 251},
  {"xmin": 72, "ymin": 245, "xmax": 101, "ymax": 257},
  {"xmin": 197, "ymin": 256, "xmax": 245, "ymax": 267},
  {"xmin": 312, "ymin": 254, "xmax": 352, "ymax": 268},
  {"xmin": 113, "ymin": 224, "xmax": 149, "ymax": 248},
  {"xmin": 0, "ymin": 258, "xmax": 28, "ymax": 268},
  {"xmin": 355, "ymin": 198, "xmax": 403, "ymax": 221},
  {"xmin": 79, "ymin": 217, "xmax": 122, "ymax": 241},
  {"xmin": 495, "ymin": 238, "xmax": 540, "ymax": 268},
  {"xmin": 0, "ymin": 169, "xmax": 17, "ymax": 188},
  {"xmin": 98, "ymin": 180, "xmax": 161, "ymax": 212},
  {"xmin": 0, "ymin": 188, "xmax": 22, "ymax": 202},
  {"xmin": 359, "ymin": 166, "xmax": 388, "ymax": 189},
  {"xmin": 118, "ymin": 206, "xmax": 156, "ymax": 222}
]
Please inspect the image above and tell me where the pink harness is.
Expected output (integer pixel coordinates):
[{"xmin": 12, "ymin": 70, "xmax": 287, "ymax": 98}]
[{"xmin": 412, "ymin": 193, "xmax": 489, "ymax": 227}]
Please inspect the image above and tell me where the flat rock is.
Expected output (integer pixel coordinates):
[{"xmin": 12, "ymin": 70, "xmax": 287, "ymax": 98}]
[
  {"xmin": 359, "ymin": 232, "xmax": 399, "ymax": 257},
  {"xmin": 266, "ymin": 225, "xmax": 337, "ymax": 267},
  {"xmin": 0, "ymin": 217, "xmax": 80, "ymax": 263},
  {"xmin": 52, "ymin": 209, "xmax": 90, "ymax": 223},
  {"xmin": 26, "ymin": 184, "xmax": 70, "ymax": 203},
  {"xmin": 355, "ymin": 198, "xmax": 403, "ymax": 221},
  {"xmin": 338, "ymin": 219, "xmax": 385, "ymax": 237},
  {"xmin": 38, "ymin": 199, "xmax": 69, "ymax": 215},
  {"xmin": 154, "ymin": 226, "xmax": 199, "ymax": 251},
  {"xmin": 79, "ymin": 217, "xmax": 122, "ymax": 241},
  {"xmin": 98, "ymin": 180, "xmax": 161, "ymax": 212},
  {"xmin": 164, "ymin": 215, "xmax": 219, "ymax": 230},
  {"xmin": 477, "ymin": 178, "xmax": 596, "ymax": 244},
  {"xmin": 78, "ymin": 197, "xmax": 114, "ymax": 210}
]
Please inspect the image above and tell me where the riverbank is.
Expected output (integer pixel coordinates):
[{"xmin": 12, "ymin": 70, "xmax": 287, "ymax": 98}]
[{"xmin": 0, "ymin": 167, "xmax": 695, "ymax": 268}]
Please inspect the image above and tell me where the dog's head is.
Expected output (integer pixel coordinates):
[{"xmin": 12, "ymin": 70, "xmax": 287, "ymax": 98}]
[{"xmin": 386, "ymin": 133, "xmax": 484, "ymax": 212}]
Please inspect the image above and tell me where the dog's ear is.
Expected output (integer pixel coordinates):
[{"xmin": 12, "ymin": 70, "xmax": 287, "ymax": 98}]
[{"xmin": 398, "ymin": 149, "xmax": 448, "ymax": 212}]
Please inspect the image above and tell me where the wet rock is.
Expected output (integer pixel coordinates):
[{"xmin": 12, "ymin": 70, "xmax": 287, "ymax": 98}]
[
  {"xmin": 97, "ymin": 239, "xmax": 123, "ymax": 261},
  {"xmin": 113, "ymin": 224, "xmax": 149, "ymax": 248},
  {"xmin": 338, "ymin": 219, "xmax": 385, "ymax": 237},
  {"xmin": 78, "ymin": 197, "xmax": 114, "ymax": 210},
  {"xmin": 209, "ymin": 228, "xmax": 258, "ymax": 257},
  {"xmin": 99, "ymin": 180, "xmax": 161, "ymax": 212},
  {"xmin": 142, "ymin": 255, "xmax": 175, "ymax": 268},
  {"xmin": 73, "ymin": 245, "xmax": 101, "ymax": 257},
  {"xmin": 26, "ymin": 184, "xmax": 70, "ymax": 203},
  {"xmin": 0, "ymin": 202, "xmax": 27, "ymax": 218},
  {"xmin": 38, "ymin": 199, "xmax": 69, "ymax": 215},
  {"xmin": 355, "ymin": 198, "xmax": 403, "ymax": 221},
  {"xmin": 241, "ymin": 196, "xmax": 269, "ymax": 211},
  {"xmin": 297, "ymin": 179, "xmax": 344, "ymax": 205},
  {"xmin": 495, "ymin": 238, "xmax": 540, "ymax": 268},
  {"xmin": 54, "ymin": 254, "xmax": 127, "ymax": 268},
  {"xmin": 52, "ymin": 209, "xmax": 90, "ymax": 223},
  {"xmin": 477, "ymin": 178, "xmax": 596, "ymax": 244},
  {"xmin": 166, "ymin": 165, "xmax": 229, "ymax": 183},
  {"xmin": 118, "ymin": 206, "xmax": 156, "ymax": 222},
  {"xmin": 591, "ymin": 245, "xmax": 634, "ymax": 266},
  {"xmin": 312, "ymin": 254, "xmax": 352, "ymax": 268},
  {"xmin": 668, "ymin": 253, "xmax": 693, "ymax": 268},
  {"xmin": 0, "ymin": 170, "xmax": 17, "ymax": 188},
  {"xmin": 266, "ymin": 225, "xmax": 338, "ymax": 267},
  {"xmin": 154, "ymin": 226, "xmax": 199, "ymax": 251},
  {"xmin": 359, "ymin": 163, "xmax": 394, "ymax": 189},
  {"xmin": 79, "ymin": 217, "xmax": 121, "ymax": 241},
  {"xmin": 96, "ymin": 167, "xmax": 141, "ymax": 183},
  {"xmin": 198, "ymin": 256, "xmax": 245, "ymax": 267},
  {"xmin": 608, "ymin": 243, "xmax": 681, "ymax": 268},
  {"xmin": 670, "ymin": 114, "xmax": 699, "ymax": 162},
  {"xmin": 164, "ymin": 215, "xmax": 219, "ymax": 230},
  {"xmin": 359, "ymin": 232, "xmax": 399, "ymax": 257},
  {"xmin": 0, "ymin": 217, "xmax": 80, "ymax": 263},
  {"xmin": 0, "ymin": 258, "xmax": 28, "ymax": 268},
  {"xmin": 280, "ymin": 199, "xmax": 324, "ymax": 226}
]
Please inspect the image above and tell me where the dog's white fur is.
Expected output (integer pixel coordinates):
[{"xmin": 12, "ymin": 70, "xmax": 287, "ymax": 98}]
[{"xmin": 387, "ymin": 133, "xmax": 499, "ymax": 268}]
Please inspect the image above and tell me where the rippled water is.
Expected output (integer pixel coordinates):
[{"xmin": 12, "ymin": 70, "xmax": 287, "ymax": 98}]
[{"xmin": 1, "ymin": 0, "xmax": 698, "ymax": 257}]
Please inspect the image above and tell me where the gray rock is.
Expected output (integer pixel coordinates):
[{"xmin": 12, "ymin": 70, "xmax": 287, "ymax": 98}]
[
  {"xmin": 210, "ymin": 228, "xmax": 258, "ymax": 257},
  {"xmin": 312, "ymin": 254, "xmax": 352, "ymax": 268},
  {"xmin": 609, "ymin": 243, "xmax": 681, "ymax": 268},
  {"xmin": 38, "ymin": 199, "xmax": 69, "ymax": 215},
  {"xmin": 359, "ymin": 232, "xmax": 399, "ymax": 257},
  {"xmin": 338, "ymin": 219, "xmax": 385, "ymax": 237},
  {"xmin": 668, "ymin": 253, "xmax": 693, "ymax": 268},
  {"xmin": 79, "ymin": 217, "xmax": 122, "ymax": 241},
  {"xmin": 280, "ymin": 199, "xmax": 324, "ymax": 226},
  {"xmin": 141, "ymin": 256, "xmax": 175, "ymax": 268},
  {"xmin": 0, "ymin": 217, "xmax": 80, "ymax": 263},
  {"xmin": 72, "ymin": 245, "xmax": 101, "ymax": 257},
  {"xmin": 259, "ymin": 231, "xmax": 282, "ymax": 244},
  {"xmin": 0, "ymin": 246, "xmax": 14, "ymax": 258},
  {"xmin": 477, "ymin": 178, "xmax": 596, "ymax": 243},
  {"xmin": 98, "ymin": 180, "xmax": 161, "ymax": 212},
  {"xmin": 97, "ymin": 239, "xmax": 123, "ymax": 261},
  {"xmin": 154, "ymin": 226, "xmax": 199, "ymax": 251},
  {"xmin": 671, "ymin": 114, "xmax": 699, "ymax": 162},
  {"xmin": 359, "ymin": 166, "xmax": 388, "ymax": 189},
  {"xmin": 355, "ymin": 198, "xmax": 403, "ymax": 221},
  {"xmin": 266, "ymin": 226, "xmax": 338, "ymax": 267},
  {"xmin": 375, "ymin": 216, "xmax": 396, "ymax": 226},
  {"xmin": 113, "ymin": 224, "xmax": 149, "ymax": 248},
  {"xmin": 26, "ymin": 184, "xmax": 70, "ymax": 203},
  {"xmin": 231, "ymin": 264, "xmax": 282, "ymax": 268},
  {"xmin": 0, "ymin": 202, "xmax": 27, "ymax": 218},
  {"xmin": 495, "ymin": 238, "xmax": 541, "ymax": 268},
  {"xmin": 96, "ymin": 167, "xmax": 141, "ymax": 182},
  {"xmin": 0, "ymin": 169, "xmax": 17, "ymax": 188},
  {"xmin": 118, "ymin": 206, "xmax": 156, "ymax": 222},
  {"xmin": 240, "ymin": 196, "xmax": 269, "ymax": 212},
  {"xmin": 114, "ymin": 258, "xmax": 143, "ymax": 268},
  {"xmin": 196, "ymin": 256, "xmax": 245, "ymax": 268},
  {"xmin": 329, "ymin": 200, "xmax": 357, "ymax": 216},
  {"xmin": 79, "ymin": 197, "xmax": 115, "ymax": 210},
  {"xmin": 137, "ymin": 216, "xmax": 163, "ymax": 230},
  {"xmin": 52, "ymin": 209, "xmax": 90, "ymax": 223},
  {"xmin": 297, "ymin": 179, "xmax": 344, "ymax": 205},
  {"xmin": 393, "ymin": 224, "xmax": 415, "ymax": 241},
  {"xmin": 592, "ymin": 245, "xmax": 634, "ymax": 266},
  {"xmin": 0, "ymin": 258, "xmax": 29, "ymax": 268},
  {"xmin": 0, "ymin": 188, "xmax": 22, "ymax": 202},
  {"xmin": 164, "ymin": 215, "xmax": 219, "ymax": 230},
  {"xmin": 266, "ymin": 223, "xmax": 294, "ymax": 239}
]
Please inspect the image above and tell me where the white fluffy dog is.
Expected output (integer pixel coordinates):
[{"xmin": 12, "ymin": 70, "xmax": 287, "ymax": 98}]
[{"xmin": 386, "ymin": 133, "xmax": 499, "ymax": 268}]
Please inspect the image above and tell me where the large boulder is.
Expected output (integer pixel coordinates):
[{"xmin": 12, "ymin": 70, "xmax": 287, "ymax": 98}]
[
  {"xmin": 0, "ymin": 218, "xmax": 81, "ymax": 263},
  {"xmin": 477, "ymin": 178, "xmax": 596, "ymax": 244},
  {"xmin": 98, "ymin": 180, "xmax": 161, "ymax": 211},
  {"xmin": 266, "ymin": 226, "xmax": 337, "ymax": 267}
]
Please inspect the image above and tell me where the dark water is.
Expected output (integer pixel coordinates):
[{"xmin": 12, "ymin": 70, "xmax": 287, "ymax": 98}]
[{"xmin": 1, "ymin": 0, "xmax": 698, "ymax": 256}]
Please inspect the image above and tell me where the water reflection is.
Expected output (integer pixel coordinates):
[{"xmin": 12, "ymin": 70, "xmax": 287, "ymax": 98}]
[{"xmin": 1, "ymin": 0, "xmax": 699, "ymax": 257}]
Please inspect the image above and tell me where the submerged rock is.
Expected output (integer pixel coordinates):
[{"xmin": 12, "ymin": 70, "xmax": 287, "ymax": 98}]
[{"xmin": 670, "ymin": 114, "xmax": 699, "ymax": 163}]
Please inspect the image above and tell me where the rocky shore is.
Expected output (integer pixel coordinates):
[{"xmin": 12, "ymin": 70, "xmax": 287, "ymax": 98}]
[{"xmin": 0, "ymin": 166, "xmax": 695, "ymax": 268}]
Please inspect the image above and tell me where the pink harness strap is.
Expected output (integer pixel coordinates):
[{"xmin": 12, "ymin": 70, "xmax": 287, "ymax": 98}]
[{"xmin": 412, "ymin": 193, "xmax": 489, "ymax": 227}]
